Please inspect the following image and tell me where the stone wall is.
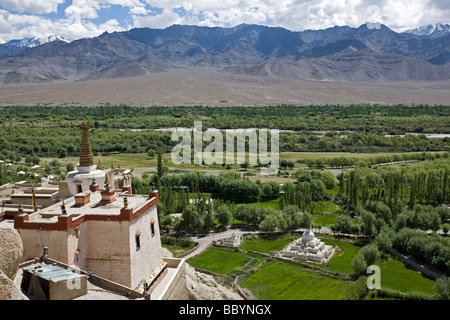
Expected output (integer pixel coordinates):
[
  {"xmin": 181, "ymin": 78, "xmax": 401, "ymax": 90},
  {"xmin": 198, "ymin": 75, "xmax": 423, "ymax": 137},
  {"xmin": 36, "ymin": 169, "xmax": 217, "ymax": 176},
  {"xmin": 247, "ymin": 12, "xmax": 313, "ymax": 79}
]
[
  {"xmin": 85, "ymin": 219, "xmax": 131, "ymax": 287},
  {"xmin": 18, "ymin": 228, "xmax": 68, "ymax": 262},
  {"xmin": 129, "ymin": 205, "xmax": 163, "ymax": 289},
  {"xmin": 157, "ymin": 258, "xmax": 188, "ymax": 300}
]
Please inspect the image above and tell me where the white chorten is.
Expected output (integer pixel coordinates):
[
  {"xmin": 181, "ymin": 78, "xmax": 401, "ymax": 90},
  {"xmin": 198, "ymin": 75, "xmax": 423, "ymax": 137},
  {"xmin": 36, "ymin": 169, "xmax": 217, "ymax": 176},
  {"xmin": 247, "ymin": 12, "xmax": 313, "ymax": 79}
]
[
  {"xmin": 277, "ymin": 222, "xmax": 338, "ymax": 264},
  {"xmin": 65, "ymin": 120, "xmax": 111, "ymax": 195}
]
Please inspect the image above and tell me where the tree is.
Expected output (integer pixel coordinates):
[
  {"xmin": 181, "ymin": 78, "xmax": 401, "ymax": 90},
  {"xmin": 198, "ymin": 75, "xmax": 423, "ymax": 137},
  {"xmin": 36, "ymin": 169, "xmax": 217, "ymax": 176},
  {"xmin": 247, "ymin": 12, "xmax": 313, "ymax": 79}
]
[
  {"xmin": 215, "ymin": 205, "xmax": 231, "ymax": 228},
  {"xmin": 335, "ymin": 214, "xmax": 353, "ymax": 234},
  {"xmin": 261, "ymin": 181, "xmax": 280, "ymax": 199},
  {"xmin": 260, "ymin": 214, "xmax": 278, "ymax": 233},
  {"xmin": 65, "ymin": 163, "xmax": 75, "ymax": 172},
  {"xmin": 351, "ymin": 253, "xmax": 367, "ymax": 274},
  {"xmin": 434, "ymin": 277, "xmax": 450, "ymax": 300},
  {"xmin": 25, "ymin": 155, "xmax": 33, "ymax": 165},
  {"xmin": 376, "ymin": 227, "xmax": 395, "ymax": 252},
  {"xmin": 260, "ymin": 211, "xmax": 288, "ymax": 232},
  {"xmin": 31, "ymin": 155, "xmax": 40, "ymax": 165},
  {"xmin": 281, "ymin": 205, "xmax": 301, "ymax": 229},
  {"xmin": 44, "ymin": 164, "xmax": 52, "ymax": 174},
  {"xmin": 287, "ymin": 160, "xmax": 295, "ymax": 169},
  {"xmin": 344, "ymin": 276, "xmax": 368, "ymax": 300},
  {"xmin": 361, "ymin": 210, "xmax": 376, "ymax": 237},
  {"xmin": 359, "ymin": 244, "xmax": 380, "ymax": 266},
  {"xmin": 189, "ymin": 210, "xmax": 204, "ymax": 230},
  {"xmin": 203, "ymin": 209, "xmax": 215, "ymax": 230},
  {"xmin": 147, "ymin": 149, "xmax": 156, "ymax": 158},
  {"xmin": 157, "ymin": 151, "xmax": 163, "ymax": 178},
  {"xmin": 181, "ymin": 204, "xmax": 198, "ymax": 231}
]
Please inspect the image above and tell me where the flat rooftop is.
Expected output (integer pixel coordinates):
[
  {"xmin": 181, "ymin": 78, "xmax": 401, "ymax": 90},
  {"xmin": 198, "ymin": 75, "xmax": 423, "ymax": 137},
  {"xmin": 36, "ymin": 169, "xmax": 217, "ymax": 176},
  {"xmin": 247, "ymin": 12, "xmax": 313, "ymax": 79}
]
[
  {"xmin": 15, "ymin": 257, "xmax": 185, "ymax": 300},
  {"xmin": 25, "ymin": 191, "xmax": 153, "ymax": 222},
  {"xmin": 25, "ymin": 263, "xmax": 80, "ymax": 281}
]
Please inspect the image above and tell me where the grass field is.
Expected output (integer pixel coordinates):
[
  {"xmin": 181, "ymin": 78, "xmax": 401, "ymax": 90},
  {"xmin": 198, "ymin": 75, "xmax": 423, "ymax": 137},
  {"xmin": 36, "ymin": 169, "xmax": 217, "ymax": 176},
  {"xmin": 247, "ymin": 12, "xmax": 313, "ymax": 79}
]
[
  {"xmin": 378, "ymin": 258, "xmax": 437, "ymax": 295},
  {"xmin": 241, "ymin": 260, "xmax": 349, "ymax": 300},
  {"xmin": 186, "ymin": 236, "xmax": 437, "ymax": 299},
  {"xmin": 161, "ymin": 242, "xmax": 197, "ymax": 258},
  {"xmin": 313, "ymin": 214, "xmax": 337, "ymax": 227},
  {"xmin": 45, "ymin": 151, "xmax": 437, "ymax": 174},
  {"xmin": 321, "ymin": 238, "xmax": 363, "ymax": 274},
  {"xmin": 240, "ymin": 233, "xmax": 300, "ymax": 255},
  {"xmin": 314, "ymin": 200, "xmax": 338, "ymax": 214},
  {"xmin": 240, "ymin": 232, "xmax": 362, "ymax": 274},
  {"xmin": 187, "ymin": 246, "xmax": 265, "ymax": 275}
]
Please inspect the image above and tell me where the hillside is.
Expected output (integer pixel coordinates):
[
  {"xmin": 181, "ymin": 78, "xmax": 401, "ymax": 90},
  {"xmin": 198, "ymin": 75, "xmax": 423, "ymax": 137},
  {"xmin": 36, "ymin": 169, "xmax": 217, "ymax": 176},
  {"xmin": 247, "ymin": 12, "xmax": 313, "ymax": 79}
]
[{"xmin": 0, "ymin": 23, "xmax": 449, "ymax": 85}]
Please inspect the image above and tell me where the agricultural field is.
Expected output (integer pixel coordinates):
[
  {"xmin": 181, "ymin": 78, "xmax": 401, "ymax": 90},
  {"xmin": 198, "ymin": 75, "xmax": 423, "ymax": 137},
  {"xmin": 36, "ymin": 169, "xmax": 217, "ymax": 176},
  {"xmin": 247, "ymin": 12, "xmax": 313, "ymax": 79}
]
[
  {"xmin": 240, "ymin": 260, "xmax": 349, "ymax": 300},
  {"xmin": 187, "ymin": 246, "xmax": 265, "ymax": 275},
  {"xmin": 186, "ymin": 233, "xmax": 440, "ymax": 300},
  {"xmin": 240, "ymin": 233, "xmax": 300, "ymax": 255},
  {"xmin": 378, "ymin": 258, "xmax": 437, "ymax": 296}
]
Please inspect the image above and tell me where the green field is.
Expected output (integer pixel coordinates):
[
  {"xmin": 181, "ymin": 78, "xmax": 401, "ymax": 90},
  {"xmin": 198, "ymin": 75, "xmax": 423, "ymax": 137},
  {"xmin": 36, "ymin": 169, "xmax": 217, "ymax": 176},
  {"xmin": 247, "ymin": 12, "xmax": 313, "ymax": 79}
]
[
  {"xmin": 241, "ymin": 233, "xmax": 362, "ymax": 275},
  {"xmin": 313, "ymin": 214, "xmax": 337, "ymax": 227},
  {"xmin": 241, "ymin": 260, "xmax": 349, "ymax": 300},
  {"xmin": 378, "ymin": 258, "xmax": 437, "ymax": 295},
  {"xmin": 45, "ymin": 151, "xmax": 439, "ymax": 174},
  {"xmin": 240, "ymin": 233, "xmax": 300, "ymax": 255},
  {"xmin": 187, "ymin": 247, "xmax": 263, "ymax": 275},
  {"xmin": 161, "ymin": 242, "xmax": 197, "ymax": 258},
  {"xmin": 321, "ymin": 238, "xmax": 363, "ymax": 274},
  {"xmin": 186, "ymin": 236, "xmax": 438, "ymax": 299}
]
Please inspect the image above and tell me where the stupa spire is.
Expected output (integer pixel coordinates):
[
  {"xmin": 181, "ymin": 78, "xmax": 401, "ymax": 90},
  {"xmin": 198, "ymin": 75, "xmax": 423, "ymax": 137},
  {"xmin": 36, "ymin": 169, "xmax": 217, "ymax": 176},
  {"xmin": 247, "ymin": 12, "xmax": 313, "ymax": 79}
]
[
  {"xmin": 104, "ymin": 173, "xmax": 111, "ymax": 192},
  {"xmin": 79, "ymin": 119, "xmax": 94, "ymax": 167}
]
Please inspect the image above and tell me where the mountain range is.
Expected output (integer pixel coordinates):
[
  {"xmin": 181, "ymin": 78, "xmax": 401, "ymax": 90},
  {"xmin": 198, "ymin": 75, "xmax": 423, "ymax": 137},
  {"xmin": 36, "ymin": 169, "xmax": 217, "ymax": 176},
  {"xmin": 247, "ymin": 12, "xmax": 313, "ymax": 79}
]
[
  {"xmin": 0, "ymin": 35, "xmax": 68, "ymax": 57},
  {"xmin": 403, "ymin": 23, "xmax": 450, "ymax": 39},
  {"xmin": 0, "ymin": 23, "xmax": 449, "ymax": 85}
]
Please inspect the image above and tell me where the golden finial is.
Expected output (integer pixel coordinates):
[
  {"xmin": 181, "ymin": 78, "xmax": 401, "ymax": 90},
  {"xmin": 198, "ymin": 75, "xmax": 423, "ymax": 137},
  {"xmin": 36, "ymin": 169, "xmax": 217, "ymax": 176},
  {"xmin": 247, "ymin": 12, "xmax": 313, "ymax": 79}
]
[
  {"xmin": 79, "ymin": 119, "xmax": 94, "ymax": 167},
  {"xmin": 104, "ymin": 173, "xmax": 111, "ymax": 192}
]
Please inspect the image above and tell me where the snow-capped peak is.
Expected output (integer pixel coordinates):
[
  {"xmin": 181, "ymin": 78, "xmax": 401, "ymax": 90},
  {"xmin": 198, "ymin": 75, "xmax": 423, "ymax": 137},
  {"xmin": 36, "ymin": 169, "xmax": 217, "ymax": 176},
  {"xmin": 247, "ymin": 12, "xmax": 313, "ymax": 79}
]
[
  {"xmin": 0, "ymin": 35, "xmax": 71, "ymax": 56},
  {"xmin": 2, "ymin": 35, "xmax": 69, "ymax": 48},
  {"xmin": 404, "ymin": 23, "xmax": 450, "ymax": 39}
]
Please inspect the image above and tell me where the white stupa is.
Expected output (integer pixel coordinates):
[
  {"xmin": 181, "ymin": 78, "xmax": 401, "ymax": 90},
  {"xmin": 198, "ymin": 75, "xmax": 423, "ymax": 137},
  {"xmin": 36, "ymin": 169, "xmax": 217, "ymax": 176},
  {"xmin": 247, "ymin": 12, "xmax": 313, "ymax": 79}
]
[
  {"xmin": 65, "ymin": 120, "xmax": 111, "ymax": 196},
  {"xmin": 277, "ymin": 222, "xmax": 338, "ymax": 264}
]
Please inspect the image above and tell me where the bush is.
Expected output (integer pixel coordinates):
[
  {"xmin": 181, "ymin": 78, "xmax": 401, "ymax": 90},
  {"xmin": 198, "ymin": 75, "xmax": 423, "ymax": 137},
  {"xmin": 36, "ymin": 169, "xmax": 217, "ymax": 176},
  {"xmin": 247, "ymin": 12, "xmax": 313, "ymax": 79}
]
[
  {"xmin": 160, "ymin": 235, "xmax": 193, "ymax": 247},
  {"xmin": 434, "ymin": 277, "xmax": 450, "ymax": 300},
  {"xmin": 359, "ymin": 244, "xmax": 380, "ymax": 266},
  {"xmin": 215, "ymin": 205, "xmax": 231, "ymax": 227},
  {"xmin": 261, "ymin": 181, "xmax": 280, "ymax": 199},
  {"xmin": 344, "ymin": 276, "xmax": 368, "ymax": 300},
  {"xmin": 375, "ymin": 227, "xmax": 395, "ymax": 252},
  {"xmin": 351, "ymin": 253, "xmax": 367, "ymax": 274},
  {"xmin": 351, "ymin": 244, "xmax": 380, "ymax": 274}
]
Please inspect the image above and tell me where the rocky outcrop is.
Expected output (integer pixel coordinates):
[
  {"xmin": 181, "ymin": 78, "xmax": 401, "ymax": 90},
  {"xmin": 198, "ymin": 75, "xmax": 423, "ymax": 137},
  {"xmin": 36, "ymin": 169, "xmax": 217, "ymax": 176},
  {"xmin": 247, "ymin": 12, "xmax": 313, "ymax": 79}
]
[
  {"xmin": 184, "ymin": 264, "xmax": 243, "ymax": 300},
  {"xmin": 0, "ymin": 226, "xmax": 23, "ymax": 279},
  {"xmin": 0, "ymin": 270, "xmax": 26, "ymax": 300},
  {"xmin": 161, "ymin": 247, "xmax": 242, "ymax": 300},
  {"xmin": 0, "ymin": 225, "xmax": 27, "ymax": 300}
]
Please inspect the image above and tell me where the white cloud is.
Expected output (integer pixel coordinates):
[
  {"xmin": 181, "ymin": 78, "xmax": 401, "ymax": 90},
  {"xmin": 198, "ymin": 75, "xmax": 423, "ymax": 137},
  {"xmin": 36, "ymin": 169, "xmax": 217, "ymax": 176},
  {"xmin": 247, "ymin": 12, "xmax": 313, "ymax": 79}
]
[
  {"xmin": 65, "ymin": 0, "xmax": 148, "ymax": 21},
  {"xmin": 0, "ymin": 0, "xmax": 65, "ymax": 14},
  {"xmin": 0, "ymin": 9, "xmax": 128, "ymax": 43},
  {"xmin": 65, "ymin": 0, "xmax": 102, "ymax": 21},
  {"xmin": 1, "ymin": 0, "xmax": 449, "ymax": 42}
]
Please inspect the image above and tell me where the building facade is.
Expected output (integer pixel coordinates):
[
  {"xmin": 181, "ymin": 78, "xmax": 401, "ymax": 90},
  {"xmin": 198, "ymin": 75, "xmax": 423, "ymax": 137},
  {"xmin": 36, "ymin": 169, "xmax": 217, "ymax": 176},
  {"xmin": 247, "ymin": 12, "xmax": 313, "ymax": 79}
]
[{"xmin": 12, "ymin": 120, "xmax": 187, "ymax": 298}]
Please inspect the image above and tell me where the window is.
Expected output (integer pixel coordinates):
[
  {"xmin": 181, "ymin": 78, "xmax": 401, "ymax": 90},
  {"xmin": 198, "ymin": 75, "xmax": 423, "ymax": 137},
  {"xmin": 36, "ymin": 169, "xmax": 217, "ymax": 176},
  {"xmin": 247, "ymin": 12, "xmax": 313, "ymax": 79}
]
[
  {"xmin": 151, "ymin": 222, "xmax": 155, "ymax": 237},
  {"xmin": 135, "ymin": 234, "xmax": 141, "ymax": 251}
]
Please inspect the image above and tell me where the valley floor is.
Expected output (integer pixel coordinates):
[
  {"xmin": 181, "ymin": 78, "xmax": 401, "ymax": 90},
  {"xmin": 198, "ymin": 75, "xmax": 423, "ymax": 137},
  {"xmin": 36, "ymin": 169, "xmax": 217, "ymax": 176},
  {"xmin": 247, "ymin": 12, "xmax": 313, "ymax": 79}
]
[{"xmin": 1, "ymin": 69, "xmax": 450, "ymax": 106}]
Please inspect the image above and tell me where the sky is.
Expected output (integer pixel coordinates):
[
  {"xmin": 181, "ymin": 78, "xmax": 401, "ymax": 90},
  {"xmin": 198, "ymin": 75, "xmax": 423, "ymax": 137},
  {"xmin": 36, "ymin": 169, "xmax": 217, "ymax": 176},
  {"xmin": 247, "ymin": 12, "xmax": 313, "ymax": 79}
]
[{"xmin": 0, "ymin": 0, "xmax": 449, "ymax": 43}]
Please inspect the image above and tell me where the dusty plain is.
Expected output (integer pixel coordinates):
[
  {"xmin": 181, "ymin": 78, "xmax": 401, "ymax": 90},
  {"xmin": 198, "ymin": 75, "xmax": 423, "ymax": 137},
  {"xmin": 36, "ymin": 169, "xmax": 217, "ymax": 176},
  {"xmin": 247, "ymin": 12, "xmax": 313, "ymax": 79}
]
[{"xmin": 0, "ymin": 69, "xmax": 450, "ymax": 107}]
